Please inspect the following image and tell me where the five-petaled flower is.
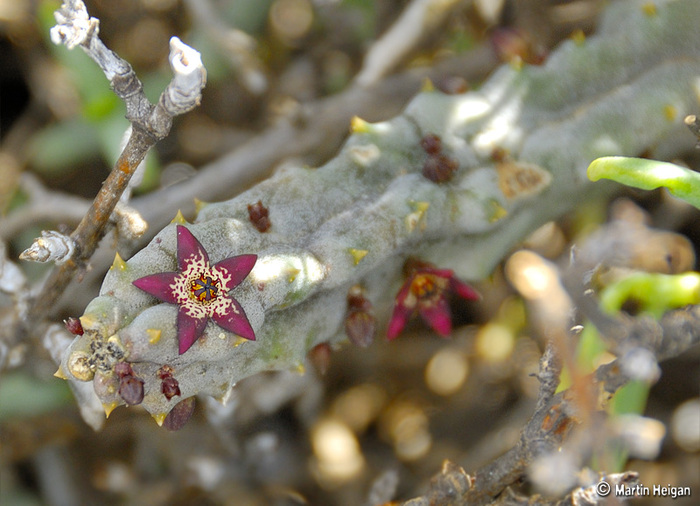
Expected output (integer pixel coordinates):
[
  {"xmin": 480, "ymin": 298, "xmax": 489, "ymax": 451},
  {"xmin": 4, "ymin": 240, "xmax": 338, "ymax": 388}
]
[
  {"xmin": 387, "ymin": 258, "xmax": 480, "ymax": 340},
  {"xmin": 133, "ymin": 225, "xmax": 257, "ymax": 354}
]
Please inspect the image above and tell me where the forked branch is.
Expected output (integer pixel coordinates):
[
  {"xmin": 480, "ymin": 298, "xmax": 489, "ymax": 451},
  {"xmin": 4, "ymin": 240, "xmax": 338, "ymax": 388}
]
[{"xmin": 23, "ymin": 0, "xmax": 206, "ymax": 321}]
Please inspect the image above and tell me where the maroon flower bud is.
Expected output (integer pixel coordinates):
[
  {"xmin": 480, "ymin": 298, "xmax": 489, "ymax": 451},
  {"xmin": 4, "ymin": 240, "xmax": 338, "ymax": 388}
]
[
  {"xmin": 345, "ymin": 310, "xmax": 376, "ymax": 348},
  {"xmin": 347, "ymin": 285, "xmax": 372, "ymax": 312},
  {"xmin": 161, "ymin": 376, "xmax": 181, "ymax": 400},
  {"xmin": 422, "ymin": 154, "xmax": 458, "ymax": 183},
  {"xmin": 491, "ymin": 27, "xmax": 547, "ymax": 65},
  {"xmin": 435, "ymin": 76, "xmax": 469, "ymax": 95},
  {"xmin": 118, "ymin": 375, "xmax": 145, "ymax": 405},
  {"xmin": 247, "ymin": 200, "xmax": 271, "ymax": 233},
  {"xmin": 308, "ymin": 342, "xmax": 332, "ymax": 376},
  {"xmin": 420, "ymin": 134, "xmax": 442, "ymax": 155},
  {"xmin": 114, "ymin": 362, "xmax": 134, "ymax": 378},
  {"xmin": 157, "ymin": 365, "xmax": 174, "ymax": 380},
  {"xmin": 345, "ymin": 285, "xmax": 375, "ymax": 347},
  {"xmin": 64, "ymin": 317, "xmax": 84, "ymax": 336},
  {"xmin": 163, "ymin": 397, "xmax": 195, "ymax": 431}
]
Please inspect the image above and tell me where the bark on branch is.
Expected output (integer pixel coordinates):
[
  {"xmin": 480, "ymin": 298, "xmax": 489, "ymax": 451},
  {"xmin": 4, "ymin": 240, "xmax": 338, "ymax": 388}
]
[{"xmin": 23, "ymin": 0, "xmax": 206, "ymax": 322}]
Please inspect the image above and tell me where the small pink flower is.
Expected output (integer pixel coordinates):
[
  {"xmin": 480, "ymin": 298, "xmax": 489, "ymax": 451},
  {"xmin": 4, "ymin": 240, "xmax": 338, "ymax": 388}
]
[
  {"xmin": 133, "ymin": 225, "xmax": 257, "ymax": 354},
  {"xmin": 387, "ymin": 259, "xmax": 480, "ymax": 340}
]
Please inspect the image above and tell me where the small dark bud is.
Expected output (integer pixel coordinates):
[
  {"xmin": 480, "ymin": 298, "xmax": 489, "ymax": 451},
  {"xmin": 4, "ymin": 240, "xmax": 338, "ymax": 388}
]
[
  {"xmin": 161, "ymin": 376, "xmax": 181, "ymax": 400},
  {"xmin": 118, "ymin": 375, "xmax": 144, "ymax": 405},
  {"xmin": 64, "ymin": 317, "xmax": 84, "ymax": 336},
  {"xmin": 247, "ymin": 200, "xmax": 271, "ymax": 233},
  {"xmin": 157, "ymin": 365, "xmax": 174, "ymax": 380},
  {"xmin": 163, "ymin": 397, "xmax": 195, "ymax": 431},
  {"xmin": 422, "ymin": 154, "xmax": 458, "ymax": 183},
  {"xmin": 347, "ymin": 285, "xmax": 372, "ymax": 312},
  {"xmin": 345, "ymin": 310, "xmax": 376, "ymax": 348},
  {"xmin": 420, "ymin": 134, "xmax": 442, "ymax": 155},
  {"xmin": 345, "ymin": 285, "xmax": 375, "ymax": 347},
  {"xmin": 490, "ymin": 146, "xmax": 510, "ymax": 163},
  {"xmin": 308, "ymin": 342, "xmax": 332, "ymax": 376},
  {"xmin": 114, "ymin": 362, "xmax": 134, "ymax": 378}
]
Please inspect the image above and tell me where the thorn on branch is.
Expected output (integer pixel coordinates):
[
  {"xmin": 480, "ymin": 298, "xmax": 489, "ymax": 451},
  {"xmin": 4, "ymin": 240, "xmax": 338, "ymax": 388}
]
[{"xmin": 20, "ymin": 231, "xmax": 76, "ymax": 265}]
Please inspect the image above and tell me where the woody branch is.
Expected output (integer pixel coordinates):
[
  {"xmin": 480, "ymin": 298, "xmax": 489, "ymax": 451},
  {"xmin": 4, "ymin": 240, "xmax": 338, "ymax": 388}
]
[{"xmin": 22, "ymin": 0, "xmax": 206, "ymax": 321}]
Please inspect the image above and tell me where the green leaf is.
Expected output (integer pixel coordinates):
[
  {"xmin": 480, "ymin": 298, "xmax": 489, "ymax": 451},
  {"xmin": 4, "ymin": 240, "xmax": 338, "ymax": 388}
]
[
  {"xmin": 587, "ymin": 156, "xmax": 700, "ymax": 209},
  {"xmin": 610, "ymin": 380, "xmax": 650, "ymax": 416},
  {"xmin": 600, "ymin": 271, "xmax": 700, "ymax": 319},
  {"xmin": 575, "ymin": 324, "xmax": 608, "ymax": 372}
]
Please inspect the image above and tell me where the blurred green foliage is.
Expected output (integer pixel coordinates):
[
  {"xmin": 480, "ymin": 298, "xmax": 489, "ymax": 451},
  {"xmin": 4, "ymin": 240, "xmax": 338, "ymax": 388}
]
[
  {"xmin": 560, "ymin": 269, "xmax": 700, "ymax": 470},
  {"xmin": 0, "ymin": 372, "xmax": 72, "ymax": 421},
  {"xmin": 31, "ymin": 0, "xmax": 160, "ymax": 192}
]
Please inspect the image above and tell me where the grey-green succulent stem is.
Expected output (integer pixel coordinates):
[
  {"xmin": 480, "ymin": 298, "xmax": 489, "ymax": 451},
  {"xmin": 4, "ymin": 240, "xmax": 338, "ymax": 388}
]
[{"xmin": 60, "ymin": 0, "xmax": 700, "ymax": 424}]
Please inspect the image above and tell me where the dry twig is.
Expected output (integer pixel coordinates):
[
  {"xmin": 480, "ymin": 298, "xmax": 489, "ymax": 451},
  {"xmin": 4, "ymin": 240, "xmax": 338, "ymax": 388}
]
[
  {"xmin": 355, "ymin": 0, "xmax": 468, "ymax": 87},
  {"xmin": 22, "ymin": 0, "xmax": 206, "ymax": 322},
  {"xmin": 402, "ymin": 224, "xmax": 700, "ymax": 504}
]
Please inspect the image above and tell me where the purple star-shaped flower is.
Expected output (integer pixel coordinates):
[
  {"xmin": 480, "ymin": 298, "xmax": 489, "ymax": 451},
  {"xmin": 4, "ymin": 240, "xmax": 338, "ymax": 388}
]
[
  {"xmin": 133, "ymin": 225, "xmax": 257, "ymax": 354},
  {"xmin": 387, "ymin": 258, "xmax": 480, "ymax": 340}
]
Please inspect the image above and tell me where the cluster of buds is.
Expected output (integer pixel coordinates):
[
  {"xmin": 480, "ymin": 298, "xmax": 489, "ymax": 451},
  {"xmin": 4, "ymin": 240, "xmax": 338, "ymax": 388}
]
[
  {"xmin": 420, "ymin": 133, "xmax": 458, "ymax": 183},
  {"xmin": 114, "ymin": 362, "xmax": 144, "ymax": 406},
  {"xmin": 64, "ymin": 316, "xmax": 84, "ymax": 336},
  {"xmin": 247, "ymin": 200, "xmax": 271, "ymax": 232},
  {"xmin": 158, "ymin": 365, "xmax": 181, "ymax": 400}
]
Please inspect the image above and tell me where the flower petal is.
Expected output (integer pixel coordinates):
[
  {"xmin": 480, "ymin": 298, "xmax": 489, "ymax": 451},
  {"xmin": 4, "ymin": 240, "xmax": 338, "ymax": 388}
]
[
  {"xmin": 177, "ymin": 225, "xmax": 208, "ymax": 271},
  {"xmin": 419, "ymin": 297, "xmax": 452, "ymax": 336},
  {"xmin": 214, "ymin": 254, "xmax": 257, "ymax": 290},
  {"xmin": 211, "ymin": 297, "xmax": 256, "ymax": 341},
  {"xmin": 450, "ymin": 278, "xmax": 481, "ymax": 301},
  {"xmin": 387, "ymin": 281, "xmax": 415, "ymax": 340},
  {"xmin": 177, "ymin": 308, "xmax": 208, "ymax": 354},
  {"xmin": 133, "ymin": 272, "xmax": 179, "ymax": 304},
  {"xmin": 387, "ymin": 305, "xmax": 412, "ymax": 340},
  {"xmin": 386, "ymin": 304, "xmax": 413, "ymax": 341}
]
